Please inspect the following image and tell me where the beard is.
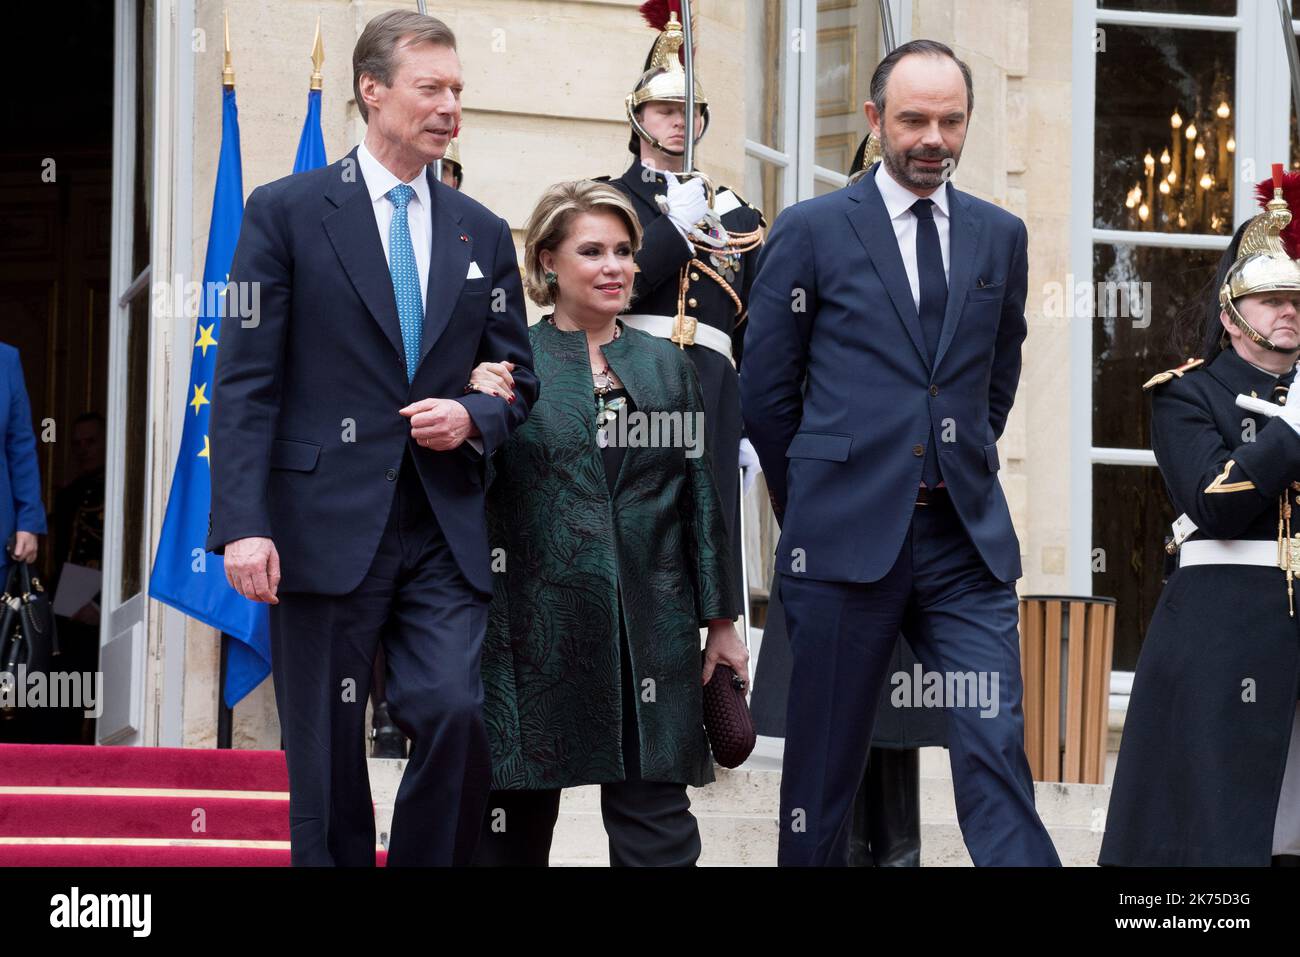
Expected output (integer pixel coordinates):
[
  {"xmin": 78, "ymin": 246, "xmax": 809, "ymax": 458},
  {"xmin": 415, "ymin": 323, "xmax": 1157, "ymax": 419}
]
[{"xmin": 879, "ymin": 128, "xmax": 961, "ymax": 191}]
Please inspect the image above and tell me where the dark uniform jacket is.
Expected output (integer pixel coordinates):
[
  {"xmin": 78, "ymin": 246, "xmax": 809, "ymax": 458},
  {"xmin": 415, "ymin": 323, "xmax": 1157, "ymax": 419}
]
[
  {"xmin": 482, "ymin": 319, "xmax": 736, "ymax": 790},
  {"xmin": 600, "ymin": 159, "xmax": 764, "ymax": 609},
  {"xmin": 1100, "ymin": 347, "xmax": 1300, "ymax": 866}
]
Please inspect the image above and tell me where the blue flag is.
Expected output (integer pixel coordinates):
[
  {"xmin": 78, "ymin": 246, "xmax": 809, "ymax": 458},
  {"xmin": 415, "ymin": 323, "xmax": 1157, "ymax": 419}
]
[
  {"xmin": 150, "ymin": 86, "xmax": 271, "ymax": 709},
  {"xmin": 293, "ymin": 88, "xmax": 327, "ymax": 173}
]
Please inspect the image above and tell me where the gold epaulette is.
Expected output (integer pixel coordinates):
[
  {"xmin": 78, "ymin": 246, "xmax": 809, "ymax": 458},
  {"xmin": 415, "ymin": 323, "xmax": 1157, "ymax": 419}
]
[{"xmin": 1142, "ymin": 357, "xmax": 1204, "ymax": 391}]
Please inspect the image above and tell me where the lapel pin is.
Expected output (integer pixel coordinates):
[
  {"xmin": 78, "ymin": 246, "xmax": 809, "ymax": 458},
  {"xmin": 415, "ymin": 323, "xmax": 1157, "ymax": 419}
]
[{"xmin": 459, "ymin": 233, "xmax": 469, "ymax": 243}]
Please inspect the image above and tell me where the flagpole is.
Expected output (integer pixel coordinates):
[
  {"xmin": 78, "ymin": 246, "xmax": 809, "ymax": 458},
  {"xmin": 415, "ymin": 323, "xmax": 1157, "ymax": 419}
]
[
  {"xmin": 219, "ymin": 6, "xmax": 236, "ymax": 746},
  {"xmin": 309, "ymin": 15, "xmax": 323, "ymax": 92}
]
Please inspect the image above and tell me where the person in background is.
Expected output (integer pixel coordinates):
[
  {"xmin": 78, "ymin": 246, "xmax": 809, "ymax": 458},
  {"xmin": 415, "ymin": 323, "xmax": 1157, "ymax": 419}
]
[
  {"xmin": 1, "ymin": 342, "xmax": 45, "ymax": 585},
  {"xmin": 46, "ymin": 412, "xmax": 106, "ymax": 743},
  {"xmin": 1100, "ymin": 170, "xmax": 1300, "ymax": 867},
  {"xmin": 596, "ymin": 6, "xmax": 764, "ymax": 620}
]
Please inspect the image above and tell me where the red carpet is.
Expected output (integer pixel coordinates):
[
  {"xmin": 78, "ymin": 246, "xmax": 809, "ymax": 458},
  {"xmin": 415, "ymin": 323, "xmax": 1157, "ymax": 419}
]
[{"xmin": 0, "ymin": 744, "xmax": 386, "ymax": 866}]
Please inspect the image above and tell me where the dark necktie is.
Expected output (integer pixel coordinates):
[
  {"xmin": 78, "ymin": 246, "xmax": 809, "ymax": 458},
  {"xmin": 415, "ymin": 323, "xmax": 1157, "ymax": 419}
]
[
  {"xmin": 912, "ymin": 198, "xmax": 946, "ymax": 487},
  {"xmin": 912, "ymin": 198, "xmax": 947, "ymax": 364}
]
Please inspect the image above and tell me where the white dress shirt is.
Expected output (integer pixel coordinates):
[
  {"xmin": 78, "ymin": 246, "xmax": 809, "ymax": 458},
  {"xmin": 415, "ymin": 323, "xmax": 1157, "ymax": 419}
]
[
  {"xmin": 357, "ymin": 141, "xmax": 432, "ymax": 312},
  {"xmin": 357, "ymin": 142, "xmax": 483, "ymax": 453},
  {"xmin": 875, "ymin": 162, "xmax": 951, "ymax": 311}
]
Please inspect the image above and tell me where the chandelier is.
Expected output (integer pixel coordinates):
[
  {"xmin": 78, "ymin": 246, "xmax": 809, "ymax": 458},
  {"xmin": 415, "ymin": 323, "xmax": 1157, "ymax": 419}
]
[{"xmin": 1122, "ymin": 68, "xmax": 1234, "ymax": 234}]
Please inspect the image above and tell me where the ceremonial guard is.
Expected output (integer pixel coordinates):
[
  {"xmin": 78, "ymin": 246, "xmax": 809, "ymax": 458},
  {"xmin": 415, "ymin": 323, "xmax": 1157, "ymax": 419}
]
[
  {"xmin": 598, "ymin": 1, "xmax": 764, "ymax": 609},
  {"xmin": 1100, "ymin": 166, "xmax": 1300, "ymax": 866}
]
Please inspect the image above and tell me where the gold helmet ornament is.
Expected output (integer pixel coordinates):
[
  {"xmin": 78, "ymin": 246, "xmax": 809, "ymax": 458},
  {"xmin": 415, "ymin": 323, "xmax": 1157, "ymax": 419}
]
[
  {"xmin": 1220, "ymin": 163, "xmax": 1300, "ymax": 350},
  {"xmin": 443, "ymin": 136, "xmax": 461, "ymax": 170},
  {"xmin": 627, "ymin": 1, "xmax": 709, "ymax": 157}
]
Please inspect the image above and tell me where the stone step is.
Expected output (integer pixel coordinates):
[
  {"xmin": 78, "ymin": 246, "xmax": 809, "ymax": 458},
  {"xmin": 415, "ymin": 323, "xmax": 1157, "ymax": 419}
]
[{"xmin": 368, "ymin": 755, "xmax": 1112, "ymax": 865}]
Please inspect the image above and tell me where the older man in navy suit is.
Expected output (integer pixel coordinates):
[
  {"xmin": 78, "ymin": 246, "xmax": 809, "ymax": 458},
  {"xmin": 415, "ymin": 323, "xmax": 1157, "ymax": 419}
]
[
  {"xmin": 207, "ymin": 10, "xmax": 536, "ymax": 866},
  {"xmin": 742, "ymin": 39, "xmax": 1059, "ymax": 866}
]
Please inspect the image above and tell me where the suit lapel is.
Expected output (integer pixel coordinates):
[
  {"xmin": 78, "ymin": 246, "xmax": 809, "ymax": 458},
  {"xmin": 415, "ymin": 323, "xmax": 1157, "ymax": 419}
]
[
  {"xmin": 417, "ymin": 168, "xmax": 471, "ymax": 368},
  {"xmin": 933, "ymin": 184, "xmax": 982, "ymax": 372},
  {"xmin": 322, "ymin": 147, "xmax": 405, "ymax": 365},
  {"xmin": 845, "ymin": 171, "xmax": 929, "ymax": 366}
]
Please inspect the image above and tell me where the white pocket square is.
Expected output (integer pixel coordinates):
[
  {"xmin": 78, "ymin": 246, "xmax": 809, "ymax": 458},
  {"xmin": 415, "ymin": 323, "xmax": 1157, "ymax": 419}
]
[{"xmin": 466, "ymin": 261, "xmax": 484, "ymax": 279}]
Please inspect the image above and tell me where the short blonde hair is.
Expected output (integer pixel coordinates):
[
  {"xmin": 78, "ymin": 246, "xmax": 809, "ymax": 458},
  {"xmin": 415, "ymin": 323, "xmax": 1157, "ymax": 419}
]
[{"xmin": 522, "ymin": 181, "xmax": 643, "ymax": 307}]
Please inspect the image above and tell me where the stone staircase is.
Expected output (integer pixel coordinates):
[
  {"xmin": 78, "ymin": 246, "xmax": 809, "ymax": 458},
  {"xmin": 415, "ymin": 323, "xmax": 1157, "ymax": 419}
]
[{"xmin": 369, "ymin": 740, "xmax": 1116, "ymax": 866}]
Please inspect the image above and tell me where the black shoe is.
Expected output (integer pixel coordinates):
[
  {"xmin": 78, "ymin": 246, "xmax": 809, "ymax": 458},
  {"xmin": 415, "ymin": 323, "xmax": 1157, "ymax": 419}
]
[{"xmin": 370, "ymin": 702, "xmax": 408, "ymax": 759}]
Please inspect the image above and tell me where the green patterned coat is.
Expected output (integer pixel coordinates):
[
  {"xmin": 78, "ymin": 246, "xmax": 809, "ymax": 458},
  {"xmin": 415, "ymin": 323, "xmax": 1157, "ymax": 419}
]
[{"xmin": 483, "ymin": 318, "xmax": 736, "ymax": 789}]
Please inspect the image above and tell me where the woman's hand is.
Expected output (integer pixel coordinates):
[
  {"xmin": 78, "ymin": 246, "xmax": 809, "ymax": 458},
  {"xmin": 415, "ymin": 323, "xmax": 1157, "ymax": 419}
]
[
  {"xmin": 702, "ymin": 618, "xmax": 749, "ymax": 686},
  {"xmin": 467, "ymin": 360, "xmax": 516, "ymax": 403}
]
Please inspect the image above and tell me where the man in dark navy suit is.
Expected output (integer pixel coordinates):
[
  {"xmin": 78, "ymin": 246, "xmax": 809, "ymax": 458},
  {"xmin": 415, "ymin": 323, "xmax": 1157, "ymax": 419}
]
[
  {"xmin": 741, "ymin": 39, "xmax": 1059, "ymax": 866},
  {"xmin": 206, "ymin": 10, "xmax": 536, "ymax": 866}
]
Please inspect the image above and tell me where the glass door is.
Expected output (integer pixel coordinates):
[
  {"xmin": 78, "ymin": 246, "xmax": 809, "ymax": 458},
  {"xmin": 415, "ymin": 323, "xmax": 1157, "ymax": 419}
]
[{"xmin": 99, "ymin": 0, "xmax": 156, "ymax": 744}]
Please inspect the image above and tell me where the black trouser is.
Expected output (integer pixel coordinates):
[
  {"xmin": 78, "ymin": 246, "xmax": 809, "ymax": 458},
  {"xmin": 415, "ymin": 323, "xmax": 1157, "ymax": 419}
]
[
  {"xmin": 269, "ymin": 447, "xmax": 491, "ymax": 866},
  {"xmin": 474, "ymin": 618, "xmax": 701, "ymax": 867}
]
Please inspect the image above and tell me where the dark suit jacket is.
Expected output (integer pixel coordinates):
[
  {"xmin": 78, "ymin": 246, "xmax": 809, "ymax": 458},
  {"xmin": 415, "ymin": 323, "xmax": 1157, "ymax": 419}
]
[
  {"xmin": 206, "ymin": 147, "xmax": 537, "ymax": 596},
  {"xmin": 740, "ymin": 164, "xmax": 1026, "ymax": 584}
]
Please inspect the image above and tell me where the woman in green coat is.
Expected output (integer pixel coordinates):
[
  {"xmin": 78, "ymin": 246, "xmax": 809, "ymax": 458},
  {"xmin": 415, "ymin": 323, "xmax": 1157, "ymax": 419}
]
[{"xmin": 469, "ymin": 180, "xmax": 748, "ymax": 866}]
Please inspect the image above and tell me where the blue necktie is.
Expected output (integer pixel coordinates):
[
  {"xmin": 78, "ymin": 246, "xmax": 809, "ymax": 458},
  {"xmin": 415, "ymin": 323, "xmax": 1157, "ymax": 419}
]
[
  {"xmin": 387, "ymin": 184, "xmax": 423, "ymax": 382},
  {"xmin": 912, "ymin": 198, "xmax": 946, "ymax": 487}
]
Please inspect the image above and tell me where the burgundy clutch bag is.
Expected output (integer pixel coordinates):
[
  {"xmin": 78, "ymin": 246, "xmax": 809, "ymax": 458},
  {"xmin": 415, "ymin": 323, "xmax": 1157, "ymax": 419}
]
[{"xmin": 702, "ymin": 660, "xmax": 756, "ymax": 769}]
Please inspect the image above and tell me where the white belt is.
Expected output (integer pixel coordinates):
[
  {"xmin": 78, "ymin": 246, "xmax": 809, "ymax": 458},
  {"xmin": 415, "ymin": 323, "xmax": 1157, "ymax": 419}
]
[
  {"xmin": 1178, "ymin": 539, "xmax": 1280, "ymax": 568},
  {"xmin": 621, "ymin": 314, "xmax": 734, "ymax": 363}
]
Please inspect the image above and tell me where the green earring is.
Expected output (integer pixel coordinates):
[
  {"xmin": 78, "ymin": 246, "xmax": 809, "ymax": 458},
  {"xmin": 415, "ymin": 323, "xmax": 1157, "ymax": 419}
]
[{"xmin": 544, "ymin": 271, "xmax": 558, "ymax": 286}]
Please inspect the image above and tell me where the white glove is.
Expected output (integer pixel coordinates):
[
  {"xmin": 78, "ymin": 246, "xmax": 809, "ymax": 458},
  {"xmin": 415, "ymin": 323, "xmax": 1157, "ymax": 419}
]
[
  {"xmin": 663, "ymin": 171, "xmax": 710, "ymax": 246},
  {"xmin": 1235, "ymin": 362, "xmax": 1300, "ymax": 434},
  {"xmin": 738, "ymin": 437, "xmax": 761, "ymax": 495}
]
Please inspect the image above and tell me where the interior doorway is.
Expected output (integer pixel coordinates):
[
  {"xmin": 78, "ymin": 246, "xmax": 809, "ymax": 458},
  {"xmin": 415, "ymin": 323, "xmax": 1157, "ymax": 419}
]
[{"xmin": 0, "ymin": 0, "xmax": 115, "ymax": 743}]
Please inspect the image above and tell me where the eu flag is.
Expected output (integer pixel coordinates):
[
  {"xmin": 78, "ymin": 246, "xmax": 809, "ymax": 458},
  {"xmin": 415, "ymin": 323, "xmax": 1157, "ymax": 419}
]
[
  {"xmin": 293, "ymin": 88, "xmax": 327, "ymax": 173},
  {"xmin": 150, "ymin": 86, "xmax": 271, "ymax": 709}
]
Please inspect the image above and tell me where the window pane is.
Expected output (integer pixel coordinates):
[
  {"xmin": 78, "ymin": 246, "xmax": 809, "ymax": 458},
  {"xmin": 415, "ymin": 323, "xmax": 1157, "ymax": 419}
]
[
  {"xmin": 1092, "ymin": 242, "xmax": 1223, "ymax": 449},
  {"xmin": 1291, "ymin": 31, "xmax": 1300, "ymax": 172},
  {"xmin": 746, "ymin": 0, "xmax": 787, "ymax": 151},
  {"xmin": 132, "ymin": 0, "xmax": 154, "ymax": 279},
  {"xmin": 746, "ymin": 155, "xmax": 784, "ymax": 226},
  {"xmin": 1092, "ymin": 464, "xmax": 1177, "ymax": 671},
  {"xmin": 1099, "ymin": 0, "xmax": 1236, "ymax": 14},
  {"xmin": 1094, "ymin": 25, "xmax": 1235, "ymax": 235},
  {"xmin": 119, "ymin": 288, "xmax": 150, "ymax": 602},
  {"xmin": 814, "ymin": 0, "xmax": 880, "ymax": 178}
]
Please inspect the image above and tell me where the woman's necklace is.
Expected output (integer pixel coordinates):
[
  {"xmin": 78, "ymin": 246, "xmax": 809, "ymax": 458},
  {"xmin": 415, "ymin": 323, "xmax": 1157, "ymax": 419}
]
[
  {"xmin": 547, "ymin": 315, "xmax": 625, "ymax": 427},
  {"xmin": 594, "ymin": 364, "xmax": 626, "ymax": 428}
]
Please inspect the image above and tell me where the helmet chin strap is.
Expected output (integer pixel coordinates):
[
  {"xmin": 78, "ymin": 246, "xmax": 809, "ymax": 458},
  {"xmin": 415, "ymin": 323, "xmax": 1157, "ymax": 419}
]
[{"xmin": 1222, "ymin": 293, "xmax": 1284, "ymax": 351}]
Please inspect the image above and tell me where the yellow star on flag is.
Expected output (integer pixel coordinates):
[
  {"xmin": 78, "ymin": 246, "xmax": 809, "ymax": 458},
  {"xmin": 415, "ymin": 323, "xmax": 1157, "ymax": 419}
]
[
  {"xmin": 189, "ymin": 382, "xmax": 209, "ymax": 415},
  {"xmin": 195, "ymin": 323, "xmax": 218, "ymax": 357},
  {"xmin": 198, "ymin": 434, "xmax": 211, "ymax": 465}
]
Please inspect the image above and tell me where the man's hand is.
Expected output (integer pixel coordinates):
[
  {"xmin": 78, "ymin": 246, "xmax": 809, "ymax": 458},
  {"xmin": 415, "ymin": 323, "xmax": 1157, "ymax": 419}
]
[
  {"xmin": 11, "ymin": 531, "xmax": 38, "ymax": 564},
  {"xmin": 224, "ymin": 536, "xmax": 280, "ymax": 604},
  {"xmin": 400, "ymin": 398, "xmax": 480, "ymax": 451},
  {"xmin": 662, "ymin": 171, "xmax": 710, "ymax": 241}
]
